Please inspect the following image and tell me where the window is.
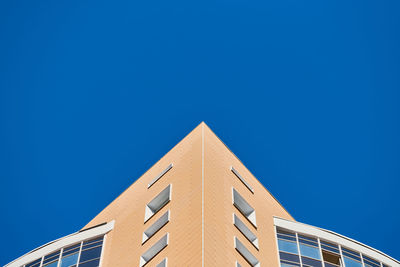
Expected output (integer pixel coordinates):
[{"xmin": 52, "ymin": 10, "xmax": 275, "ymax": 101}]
[
  {"xmin": 232, "ymin": 188, "xmax": 257, "ymax": 228},
  {"xmin": 79, "ymin": 237, "xmax": 104, "ymax": 267},
  {"xmin": 145, "ymin": 185, "xmax": 171, "ymax": 222},
  {"xmin": 279, "ymin": 252, "xmax": 301, "ymax": 266},
  {"xmin": 277, "ymin": 229, "xmax": 298, "ymax": 254},
  {"xmin": 156, "ymin": 258, "xmax": 167, "ymax": 267},
  {"xmin": 341, "ymin": 247, "xmax": 362, "ymax": 267},
  {"xmin": 42, "ymin": 250, "xmax": 60, "ymax": 267},
  {"xmin": 60, "ymin": 243, "xmax": 80, "ymax": 267},
  {"xmin": 143, "ymin": 210, "xmax": 170, "ymax": 244},
  {"xmin": 234, "ymin": 237, "xmax": 260, "ymax": 267},
  {"xmin": 25, "ymin": 236, "xmax": 104, "ymax": 267},
  {"xmin": 233, "ymin": 214, "xmax": 259, "ymax": 249},
  {"xmin": 298, "ymin": 235, "xmax": 321, "ymax": 260},
  {"xmin": 280, "ymin": 263, "xmax": 300, "ymax": 267},
  {"xmin": 148, "ymin": 164, "xmax": 173, "ymax": 188},
  {"xmin": 301, "ymin": 256, "xmax": 323, "ymax": 267},
  {"xmin": 140, "ymin": 233, "xmax": 169, "ymax": 267},
  {"xmin": 25, "ymin": 259, "xmax": 41, "ymax": 267},
  {"xmin": 231, "ymin": 167, "xmax": 254, "ymax": 193},
  {"xmin": 320, "ymin": 240, "xmax": 341, "ymax": 267},
  {"xmin": 274, "ymin": 223, "xmax": 396, "ymax": 267},
  {"xmin": 363, "ymin": 255, "xmax": 381, "ymax": 267}
]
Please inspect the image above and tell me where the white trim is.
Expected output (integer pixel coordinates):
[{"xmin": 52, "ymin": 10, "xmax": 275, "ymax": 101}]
[
  {"xmin": 202, "ymin": 123, "xmax": 204, "ymax": 267},
  {"xmin": 317, "ymin": 237, "xmax": 326, "ymax": 267},
  {"xmin": 273, "ymin": 226, "xmax": 281, "ymax": 267},
  {"xmin": 5, "ymin": 221, "xmax": 115, "ymax": 267},
  {"xmin": 295, "ymin": 232, "xmax": 303, "ymax": 267},
  {"xmin": 148, "ymin": 164, "xmax": 173, "ymax": 189},
  {"xmin": 56, "ymin": 247, "xmax": 63, "ymax": 267},
  {"xmin": 98, "ymin": 234, "xmax": 107, "ymax": 267},
  {"xmin": 273, "ymin": 217, "xmax": 399, "ymax": 267}
]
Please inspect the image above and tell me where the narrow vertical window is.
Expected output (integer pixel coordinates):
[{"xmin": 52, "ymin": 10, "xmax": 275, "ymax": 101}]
[
  {"xmin": 234, "ymin": 237, "xmax": 260, "ymax": 267},
  {"xmin": 232, "ymin": 188, "xmax": 257, "ymax": 228},
  {"xmin": 231, "ymin": 167, "xmax": 254, "ymax": 193},
  {"xmin": 140, "ymin": 233, "xmax": 169, "ymax": 267},
  {"xmin": 233, "ymin": 214, "xmax": 259, "ymax": 249},
  {"xmin": 144, "ymin": 185, "xmax": 172, "ymax": 222},
  {"xmin": 142, "ymin": 211, "xmax": 170, "ymax": 244},
  {"xmin": 148, "ymin": 164, "xmax": 173, "ymax": 188}
]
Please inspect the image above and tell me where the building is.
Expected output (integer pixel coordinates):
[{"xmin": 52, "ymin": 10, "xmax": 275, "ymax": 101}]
[{"xmin": 5, "ymin": 123, "xmax": 399, "ymax": 267}]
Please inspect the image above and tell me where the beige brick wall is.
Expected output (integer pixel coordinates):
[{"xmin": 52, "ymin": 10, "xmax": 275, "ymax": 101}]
[{"xmin": 83, "ymin": 123, "xmax": 294, "ymax": 267}]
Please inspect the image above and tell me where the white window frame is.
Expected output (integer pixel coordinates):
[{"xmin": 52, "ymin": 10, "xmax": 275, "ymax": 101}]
[
  {"xmin": 273, "ymin": 217, "xmax": 399, "ymax": 267},
  {"xmin": 142, "ymin": 210, "xmax": 170, "ymax": 244},
  {"xmin": 5, "ymin": 221, "xmax": 115, "ymax": 267},
  {"xmin": 144, "ymin": 184, "xmax": 172, "ymax": 223},
  {"xmin": 232, "ymin": 188, "xmax": 257, "ymax": 228},
  {"xmin": 234, "ymin": 237, "xmax": 260, "ymax": 267},
  {"xmin": 140, "ymin": 233, "xmax": 169, "ymax": 267}
]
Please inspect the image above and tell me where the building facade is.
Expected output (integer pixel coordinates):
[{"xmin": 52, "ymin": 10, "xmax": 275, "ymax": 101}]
[{"xmin": 5, "ymin": 123, "xmax": 399, "ymax": 267}]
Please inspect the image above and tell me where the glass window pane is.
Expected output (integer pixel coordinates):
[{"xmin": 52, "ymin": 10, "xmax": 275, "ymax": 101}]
[
  {"xmin": 278, "ymin": 239, "xmax": 298, "ymax": 254},
  {"xmin": 302, "ymin": 256, "xmax": 323, "ymax": 267},
  {"xmin": 26, "ymin": 259, "xmax": 41, "ymax": 267},
  {"xmin": 343, "ymin": 256, "xmax": 362, "ymax": 267},
  {"xmin": 281, "ymin": 263, "xmax": 299, "ymax": 267},
  {"xmin": 63, "ymin": 244, "xmax": 81, "ymax": 257},
  {"xmin": 79, "ymin": 246, "xmax": 102, "ymax": 263},
  {"xmin": 60, "ymin": 252, "xmax": 79, "ymax": 267},
  {"xmin": 299, "ymin": 243, "xmax": 321, "ymax": 260},
  {"xmin": 43, "ymin": 261, "xmax": 59, "ymax": 267},
  {"xmin": 280, "ymin": 252, "xmax": 300, "ymax": 263},
  {"xmin": 79, "ymin": 259, "xmax": 100, "ymax": 267}
]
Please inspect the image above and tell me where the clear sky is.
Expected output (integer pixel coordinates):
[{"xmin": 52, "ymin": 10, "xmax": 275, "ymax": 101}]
[{"xmin": 1, "ymin": 0, "xmax": 399, "ymax": 265}]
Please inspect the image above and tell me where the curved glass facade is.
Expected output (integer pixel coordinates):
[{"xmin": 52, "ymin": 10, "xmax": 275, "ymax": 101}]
[
  {"xmin": 274, "ymin": 218, "xmax": 398, "ymax": 267},
  {"xmin": 24, "ymin": 235, "xmax": 104, "ymax": 267}
]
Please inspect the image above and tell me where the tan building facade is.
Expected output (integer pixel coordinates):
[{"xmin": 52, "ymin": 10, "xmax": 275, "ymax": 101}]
[{"xmin": 5, "ymin": 123, "xmax": 399, "ymax": 267}]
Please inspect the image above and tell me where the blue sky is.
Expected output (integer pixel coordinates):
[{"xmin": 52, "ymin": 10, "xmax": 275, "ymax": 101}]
[{"xmin": 1, "ymin": 0, "xmax": 399, "ymax": 265}]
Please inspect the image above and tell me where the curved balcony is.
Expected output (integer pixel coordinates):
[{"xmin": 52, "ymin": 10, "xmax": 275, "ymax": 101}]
[{"xmin": 274, "ymin": 217, "xmax": 399, "ymax": 267}]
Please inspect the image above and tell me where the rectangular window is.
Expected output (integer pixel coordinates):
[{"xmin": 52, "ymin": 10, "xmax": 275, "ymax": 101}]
[
  {"xmin": 280, "ymin": 262, "xmax": 301, "ymax": 267},
  {"xmin": 277, "ymin": 229, "xmax": 298, "ymax": 255},
  {"xmin": 234, "ymin": 237, "xmax": 260, "ymax": 267},
  {"xmin": 42, "ymin": 250, "xmax": 60, "ymax": 267},
  {"xmin": 231, "ymin": 167, "xmax": 254, "ymax": 193},
  {"xmin": 320, "ymin": 240, "xmax": 340, "ymax": 255},
  {"xmin": 301, "ymin": 256, "xmax": 323, "ymax": 267},
  {"xmin": 233, "ymin": 214, "xmax": 259, "ymax": 249},
  {"xmin": 25, "ymin": 259, "xmax": 42, "ymax": 267},
  {"xmin": 363, "ymin": 255, "xmax": 380, "ymax": 267},
  {"xmin": 278, "ymin": 239, "xmax": 298, "ymax": 255},
  {"xmin": 232, "ymin": 188, "xmax": 257, "ymax": 228},
  {"xmin": 145, "ymin": 185, "xmax": 171, "ymax": 222},
  {"xmin": 342, "ymin": 247, "xmax": 362, "ymax": 267},
  {"xmin": 142, "ymin": 211, "xmax": 170, "ymax": 244},
  {"xmin": 140, "ymin": 233, "xmax": 169, "ymax": 267},
  {"xmin": 148, "ymin": 164, "xmax": 173, "ymax": 189},
  {"xmin": 280, "ymin": 252, "xmax": 301, "ymax": 264},
  {"xmin": 298, "ymin": 235, "xmax": 321, "ymax": 260}
]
